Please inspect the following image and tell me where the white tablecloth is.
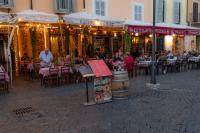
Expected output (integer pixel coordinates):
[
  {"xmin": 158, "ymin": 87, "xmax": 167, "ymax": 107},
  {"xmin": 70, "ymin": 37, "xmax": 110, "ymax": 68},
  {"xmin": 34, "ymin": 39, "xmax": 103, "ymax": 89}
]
[
  {"xmin": 137, "ymin": 61, "xmax": 151, "ymax": 67},
  {"xmin": 167, "ymin": 58, "xmax": 177, "ymax": 64},
  {"xmin": 188, "ymin": 56, "xmax": 200, "ymax": 63}
]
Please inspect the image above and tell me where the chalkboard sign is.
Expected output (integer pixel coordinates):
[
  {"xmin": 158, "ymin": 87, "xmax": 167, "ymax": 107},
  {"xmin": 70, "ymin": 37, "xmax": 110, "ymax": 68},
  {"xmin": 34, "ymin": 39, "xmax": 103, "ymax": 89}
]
[{"xmin": 79, "ymin": 65, "xmax": 95, "ymax": 78}]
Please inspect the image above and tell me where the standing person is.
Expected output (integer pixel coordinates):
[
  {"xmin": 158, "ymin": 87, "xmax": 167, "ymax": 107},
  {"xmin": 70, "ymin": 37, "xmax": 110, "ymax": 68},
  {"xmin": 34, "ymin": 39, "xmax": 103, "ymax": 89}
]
[
  {"xmin": 98, "ymin": 47, "xmax": 105, "ymax": 60},
  {"xmin": 124, "ymin": 52, "xmax": 134, "ymax": 78},
  {"xmin": 39, "ymin": 48, "xmax": 53, "ymax": 67}
]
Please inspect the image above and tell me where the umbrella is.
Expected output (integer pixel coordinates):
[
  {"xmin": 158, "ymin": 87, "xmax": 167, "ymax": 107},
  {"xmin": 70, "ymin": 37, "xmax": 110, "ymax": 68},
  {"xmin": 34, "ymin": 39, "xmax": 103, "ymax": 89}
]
[
  {"xmin": 63, "ymin": 12, "xmax": 124, "ymax": 27},
  {"xmin": 16, "ymin": 9, "xmax": 59, "ymax": 23}
]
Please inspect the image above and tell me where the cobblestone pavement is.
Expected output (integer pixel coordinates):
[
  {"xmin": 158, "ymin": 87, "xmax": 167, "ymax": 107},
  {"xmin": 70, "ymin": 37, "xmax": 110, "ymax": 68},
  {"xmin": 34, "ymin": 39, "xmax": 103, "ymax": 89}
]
[{"xmin": 1, "ymin": 70, "xmax": 200, "ymax": 133}]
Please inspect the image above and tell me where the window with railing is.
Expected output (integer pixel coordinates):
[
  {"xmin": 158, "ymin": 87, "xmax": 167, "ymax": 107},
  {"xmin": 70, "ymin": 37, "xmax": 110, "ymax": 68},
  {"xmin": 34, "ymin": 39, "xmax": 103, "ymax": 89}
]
[{"xmin": 55, "ymin": 0, "xmax": 72, "ymax": 12}]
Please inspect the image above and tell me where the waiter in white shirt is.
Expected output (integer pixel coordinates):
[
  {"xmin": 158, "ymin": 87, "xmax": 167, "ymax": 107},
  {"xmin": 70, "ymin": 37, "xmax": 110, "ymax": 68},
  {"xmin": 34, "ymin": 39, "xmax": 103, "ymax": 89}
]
[{"xmin": 39, "ymin": 48, "xmax": 53, "ymax": 67}]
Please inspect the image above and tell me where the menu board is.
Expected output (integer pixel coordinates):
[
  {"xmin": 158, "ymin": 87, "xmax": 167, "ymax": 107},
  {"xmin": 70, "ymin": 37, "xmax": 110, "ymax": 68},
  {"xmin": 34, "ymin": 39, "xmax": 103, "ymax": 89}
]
[
  {"xmin": 88, "ymin": 60, "xmax": 112, "ymax": 77},
  {"xmin": 79, "ymin": 65, "xmax": 94, "ymax": 77},
  {"xmin": 94, "ymin": 77, "xmax": 112, "ymax": 103}
]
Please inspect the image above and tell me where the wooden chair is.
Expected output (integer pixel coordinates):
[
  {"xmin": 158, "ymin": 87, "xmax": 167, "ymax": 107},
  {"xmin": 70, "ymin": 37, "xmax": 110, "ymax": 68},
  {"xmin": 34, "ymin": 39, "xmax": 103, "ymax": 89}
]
[
  {"xmin": 48, "ymin": 68, "xmax": 59, "ymax": 87},
  {"xmin": 60, "ymin": 66, "xmax": 70, "ymax": 85}
]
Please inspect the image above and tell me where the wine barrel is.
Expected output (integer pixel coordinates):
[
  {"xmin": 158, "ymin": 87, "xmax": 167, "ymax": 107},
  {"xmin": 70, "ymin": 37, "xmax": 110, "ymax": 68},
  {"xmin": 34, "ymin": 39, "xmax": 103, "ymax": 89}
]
[{"xmin": 111, "ymin": 70, "xmax": 129, "ymax": 100}]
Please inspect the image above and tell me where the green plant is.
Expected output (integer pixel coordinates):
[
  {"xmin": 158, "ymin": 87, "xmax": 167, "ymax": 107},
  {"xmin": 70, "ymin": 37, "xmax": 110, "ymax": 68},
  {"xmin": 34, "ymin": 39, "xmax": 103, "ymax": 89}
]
[
  {"xmin": 29, "ymin": 27, "xmax": 37, "ymax": 59},
  {"xmin": 124, "ymin": 32, "xmax": 131, "ymax": 52}
]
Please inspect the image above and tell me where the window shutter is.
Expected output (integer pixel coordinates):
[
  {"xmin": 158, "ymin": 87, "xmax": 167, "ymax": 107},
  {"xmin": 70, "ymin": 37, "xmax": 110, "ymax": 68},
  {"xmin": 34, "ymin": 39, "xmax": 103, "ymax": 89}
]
[
  {"xmin": 173, "ymin": 1, "xmax": 181, "ymax": 24},
  {"xmin": 101, "ymin": 1, "xmax": 105, "ymax": 16},
  {"xmin": 156, "ymin": 0, "xmax": 164, "ymax": 22}
]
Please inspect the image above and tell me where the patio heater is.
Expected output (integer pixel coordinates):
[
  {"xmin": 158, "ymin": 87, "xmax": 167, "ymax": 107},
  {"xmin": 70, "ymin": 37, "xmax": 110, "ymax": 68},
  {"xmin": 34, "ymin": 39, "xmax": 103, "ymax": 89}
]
[{"xmin": 151, "ymin": 0, "xmax": 156, "ymax": 84}]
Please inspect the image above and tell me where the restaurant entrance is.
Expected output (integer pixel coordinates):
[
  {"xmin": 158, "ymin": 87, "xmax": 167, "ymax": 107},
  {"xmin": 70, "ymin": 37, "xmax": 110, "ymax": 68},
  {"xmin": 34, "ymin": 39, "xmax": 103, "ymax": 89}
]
[{"xmin": 93, "ymin": 35, "xmax": 112, "ymax": 58}]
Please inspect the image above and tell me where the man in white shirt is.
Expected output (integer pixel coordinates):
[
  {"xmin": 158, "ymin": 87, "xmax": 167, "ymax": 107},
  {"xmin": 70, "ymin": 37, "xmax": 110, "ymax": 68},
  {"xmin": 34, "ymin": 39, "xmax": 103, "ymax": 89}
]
[{"xmin": 39, "ymin": 48, "xmax": 53, "ymax": 67}]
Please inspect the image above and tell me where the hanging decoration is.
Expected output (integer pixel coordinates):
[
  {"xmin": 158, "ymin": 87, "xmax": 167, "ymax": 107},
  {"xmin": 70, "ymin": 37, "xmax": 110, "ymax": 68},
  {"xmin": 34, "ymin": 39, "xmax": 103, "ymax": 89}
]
[
  {"xmin": 29, "ymin": 27, "xmax": 37, "ymax": 59},
  {"xmin": 124, "ymin": 32, "xmax": 131, "ymax": 52}
]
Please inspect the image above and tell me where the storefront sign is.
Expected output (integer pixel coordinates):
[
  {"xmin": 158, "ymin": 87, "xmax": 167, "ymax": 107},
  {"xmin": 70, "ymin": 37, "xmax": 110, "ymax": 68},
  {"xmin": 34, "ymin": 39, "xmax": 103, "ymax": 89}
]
[
  {"xmin": 128, "ymin": 25, "xmax": 200, "ymax": 35},
  {"xmin": 128, "ymin": 26, "xmax": 152, "ymax": 34}
]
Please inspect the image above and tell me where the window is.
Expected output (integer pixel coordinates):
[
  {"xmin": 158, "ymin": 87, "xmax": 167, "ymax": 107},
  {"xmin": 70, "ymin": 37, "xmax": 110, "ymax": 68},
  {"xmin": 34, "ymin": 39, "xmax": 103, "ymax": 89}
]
[
  {"xmin": 133, "ymin": 4, "xmax": 143, "ymax": 21},
  {"xmin": 95, "ymin": 0, "xmax": 106, "ymax": 16},
  {"xmin": 0, "ymin": 0, "xmax": 9, "ymax": 5},
  {"xmin": 55, "ymin": 0, "xmax": 72, "ymax": 12},
  {"xmin": 173, "ymin": 0, "xmax": 181, "ymax": 24},
  {"xmin": 156, "ymin": 0, "xmax": 165, "ymax": 23},
  {"xmin": 193, "ymin": 2, "xmax": 199, "ymax": 22}
]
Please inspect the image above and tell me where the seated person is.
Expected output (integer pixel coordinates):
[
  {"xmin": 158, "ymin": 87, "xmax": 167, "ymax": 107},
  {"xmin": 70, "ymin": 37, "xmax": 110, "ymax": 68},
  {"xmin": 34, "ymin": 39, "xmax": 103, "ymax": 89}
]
[
  {"xmin": 39, "ymin": 48, "xmax": 53, "ymax": 67},
  {"xmin": 167, "ymin": 51, "xmax": 174, "ymax": 59}
]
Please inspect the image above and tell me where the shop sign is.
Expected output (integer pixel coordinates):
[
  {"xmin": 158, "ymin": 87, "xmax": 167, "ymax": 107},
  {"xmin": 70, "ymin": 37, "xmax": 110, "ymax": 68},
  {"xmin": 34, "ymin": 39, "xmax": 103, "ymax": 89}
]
[
  {"xmin": 128, "ymin": 26, "xmax": 152, "ymax": 34},
  {"xmin": 128, "ymin": 25, "xmax": 200, "ymax": 35},
  {"xmin": 187, "ymin": 30, "xmax": 200, "ymax": 35}
]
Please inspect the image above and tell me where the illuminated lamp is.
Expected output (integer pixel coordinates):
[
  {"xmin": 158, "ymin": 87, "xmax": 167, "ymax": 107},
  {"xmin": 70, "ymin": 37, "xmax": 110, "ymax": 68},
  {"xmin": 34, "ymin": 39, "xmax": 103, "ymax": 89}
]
[
  {"xmin": 18, "ymin": 18, "xmax": 22, "ymax": 22},
  {"xmin": 114, "ymin": 32, "xmax": 117, "ymax": 37},
  {"xmin": 135, "ymin": 33, "xmax": 139, "ymax": 36},
  {"xmin": 95, "ymin": 20, "xmax": 101, "ymax": 26}
]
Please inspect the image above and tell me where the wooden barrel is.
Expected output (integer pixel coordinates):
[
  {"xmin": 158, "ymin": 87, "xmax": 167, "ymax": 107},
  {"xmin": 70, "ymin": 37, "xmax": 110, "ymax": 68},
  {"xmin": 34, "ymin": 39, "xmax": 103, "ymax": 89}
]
[{"xmin": 111, "ymin": 71, "xmax": 129, "ymax": 100}]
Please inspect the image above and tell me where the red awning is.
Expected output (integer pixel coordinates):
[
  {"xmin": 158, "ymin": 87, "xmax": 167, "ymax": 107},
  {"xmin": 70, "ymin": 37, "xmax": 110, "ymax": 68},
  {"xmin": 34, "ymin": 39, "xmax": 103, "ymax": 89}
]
[{"xmin": 128, "ymin": 25, "xmax": 200, "ymax": 35}]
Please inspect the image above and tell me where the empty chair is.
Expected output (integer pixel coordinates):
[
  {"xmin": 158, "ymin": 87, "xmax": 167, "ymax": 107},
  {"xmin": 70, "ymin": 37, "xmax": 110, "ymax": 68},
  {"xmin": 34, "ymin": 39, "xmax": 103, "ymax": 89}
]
[{"xmin": 48, "ymin": 68, "xmax": 59, "ymax": 87}]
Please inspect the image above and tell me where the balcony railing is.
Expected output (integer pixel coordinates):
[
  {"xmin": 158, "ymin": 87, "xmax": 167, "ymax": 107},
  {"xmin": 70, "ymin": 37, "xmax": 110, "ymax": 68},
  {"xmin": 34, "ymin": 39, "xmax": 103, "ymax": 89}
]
[
  {"xmin": 54, "ymin": 0, "xmax": 73, "ymax": 13},
  {"xmin": 188, "ymin": 13, "xmax": 200, "ymax": 23},
  {"xmin": 0, "ymin": 0, "xmax": 13, "ymax": 8}
]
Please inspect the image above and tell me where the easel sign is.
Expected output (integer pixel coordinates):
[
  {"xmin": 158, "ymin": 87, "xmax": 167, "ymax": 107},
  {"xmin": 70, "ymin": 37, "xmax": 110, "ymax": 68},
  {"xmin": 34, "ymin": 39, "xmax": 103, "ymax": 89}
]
[
  {"xmin": 79, "ymin": 65, "xmax": 95, "ymax": 106},
  {"xmin": 88, "ymin": 60, "xmax": 113, "ymax": 104}
]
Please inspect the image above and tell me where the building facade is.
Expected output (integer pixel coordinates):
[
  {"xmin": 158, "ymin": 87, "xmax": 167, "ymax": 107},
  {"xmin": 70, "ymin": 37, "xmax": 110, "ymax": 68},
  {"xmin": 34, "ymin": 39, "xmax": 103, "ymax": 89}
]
[{"xmin": 0, "ymin": 0, "xmax": 198, "ymax": 70}]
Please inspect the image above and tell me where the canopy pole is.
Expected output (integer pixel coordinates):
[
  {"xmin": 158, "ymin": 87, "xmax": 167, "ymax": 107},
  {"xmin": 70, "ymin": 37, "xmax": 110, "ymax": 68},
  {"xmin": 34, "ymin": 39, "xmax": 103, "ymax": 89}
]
[{"xmin": 8, "ymin": 26, "xmax": 16, "ymax": 89}]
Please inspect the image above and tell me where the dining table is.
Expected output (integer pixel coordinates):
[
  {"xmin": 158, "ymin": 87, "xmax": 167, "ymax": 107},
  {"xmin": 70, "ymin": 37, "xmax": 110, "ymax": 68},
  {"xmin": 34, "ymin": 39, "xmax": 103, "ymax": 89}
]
[{"xmin": 188, "ymin": 56, "xmax": 200, "ymax": 63}]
